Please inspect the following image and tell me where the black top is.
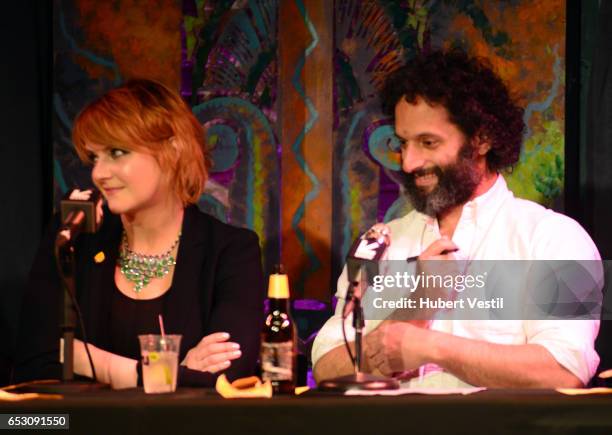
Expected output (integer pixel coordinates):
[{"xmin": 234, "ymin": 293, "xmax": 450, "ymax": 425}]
[
  {"xmin": 14, "ymin": 205, "xmax": 265, "ymax": 387},
  {"xmin": 109, "ymin": 288, "xmax": 168, "ymax": 360}
]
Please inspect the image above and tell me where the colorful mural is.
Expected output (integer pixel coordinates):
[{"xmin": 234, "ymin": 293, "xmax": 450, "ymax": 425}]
[
  {"xmin": 53, "ymin": 0, "xmax": 566, "ymax": 300},
  {"xmin": 331, "ymin": 0, "xmax": 567, "ymax": 284},
  {"xmin": 53, "ymin": 0, "xmax": 182, "ymax": 200},
  {"xmin": 183, "ymin": 0, "xmax": 281, "ymax": 273}
]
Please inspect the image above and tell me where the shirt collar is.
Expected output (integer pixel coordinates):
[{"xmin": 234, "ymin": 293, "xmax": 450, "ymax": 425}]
[{"xmin": 419, "ymin": 174, "xmax": 512, "ymax": 229}]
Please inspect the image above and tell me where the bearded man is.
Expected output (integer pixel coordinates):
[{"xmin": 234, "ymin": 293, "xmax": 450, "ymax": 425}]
[{"xmin": 312, "ymin": 49, "xmax": 601, "ymax": 388}]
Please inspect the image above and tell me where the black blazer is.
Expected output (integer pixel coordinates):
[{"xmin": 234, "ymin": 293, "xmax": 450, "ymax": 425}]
[{"xmin": 14, "ymin": 205, "xmax": 265, "ymax": 386}]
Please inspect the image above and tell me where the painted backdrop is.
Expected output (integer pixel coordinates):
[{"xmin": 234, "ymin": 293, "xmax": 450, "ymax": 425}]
[{"xmin": 53, "ymin": 0, "xmax": 566, "ymax": 300}]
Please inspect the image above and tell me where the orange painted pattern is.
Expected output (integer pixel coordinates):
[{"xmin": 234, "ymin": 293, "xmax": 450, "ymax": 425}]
[{"xmin": 74, "ymin": 0, "xmax": 181, "ymax": 88}]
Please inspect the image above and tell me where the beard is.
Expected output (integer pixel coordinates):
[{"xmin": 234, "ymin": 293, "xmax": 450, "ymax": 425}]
[{"xmin": 401, "ymin": 144, "xmax": 482, "ymax": 217}]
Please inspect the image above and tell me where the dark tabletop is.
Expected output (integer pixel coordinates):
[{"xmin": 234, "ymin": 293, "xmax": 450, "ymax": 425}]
[{"xmin": 2, "ymin": 387, "xmax": 612, "ymax": 435}]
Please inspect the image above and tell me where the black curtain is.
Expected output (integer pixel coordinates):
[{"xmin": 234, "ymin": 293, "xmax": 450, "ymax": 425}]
[
  {"xmin": 586, "ymin": 0, "xmax": 612, "ymax": 374},
  {"xmin": 585, "ymin": 0, "xmax": 612, "ymax": 257},
  {"xmin": 0, "ymin": 0, "xmax": 52, "ymax": 385}
]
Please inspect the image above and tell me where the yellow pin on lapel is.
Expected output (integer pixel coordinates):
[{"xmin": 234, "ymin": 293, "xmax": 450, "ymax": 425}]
[{"xmin": 94, "ymin": 251, "xmax": 105, "ymax": 263}]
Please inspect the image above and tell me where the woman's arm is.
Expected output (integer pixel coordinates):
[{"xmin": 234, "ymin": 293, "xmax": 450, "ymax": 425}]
[
  {"xmin": 204, "ymin": 229, "xmax": 265, "ymax": 381},
  {"xmin": 69, "ymin": 338, "xmax": 138, "ymax": 389}
]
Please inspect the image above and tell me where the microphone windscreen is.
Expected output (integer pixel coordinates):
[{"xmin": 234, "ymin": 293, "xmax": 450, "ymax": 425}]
[
  {"xmin": 345, "ymin": 232, "xmax": 390, "ymax": 287},
  {"xmin": 60, "ymin": 189, "xmax": 103, "ymax": 233},
  {"xmin": 347, "ymin": 234, "xmax": 389, "ymax": 261}
]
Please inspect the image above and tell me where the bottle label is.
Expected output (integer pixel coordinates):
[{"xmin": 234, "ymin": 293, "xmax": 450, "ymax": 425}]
[{"xmin": 261, "ymin": 341, "xmax": 293, "ymax": 381}]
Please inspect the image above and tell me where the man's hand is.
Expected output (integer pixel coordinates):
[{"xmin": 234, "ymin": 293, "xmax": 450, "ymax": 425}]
[
  {"xmin": 418, "ymin": 236, "xmax": 458, "ymax": 260},
  {"xmin": 408, "ymin": 236, "xmax": 462, "ymax": 319},
  {"xmin": 366, "ymin": 320, "xmax": 432, "ymax": 377}
]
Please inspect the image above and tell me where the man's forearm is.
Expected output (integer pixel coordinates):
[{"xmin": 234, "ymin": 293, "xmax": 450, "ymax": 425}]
[
  {"xmin": 313, "ymin": 344, "xmax": 354, "ymax": 383},
  {"xmin": 315, "ymin": 325, "xmax": 583, "ymax": 388},
  {"xmin": 425, "ymin": 330, "xmax": 583, "ymax": 388},
  {"xmin": 313, "ymin": 342, "xmax": 384, "ymax": 383}
]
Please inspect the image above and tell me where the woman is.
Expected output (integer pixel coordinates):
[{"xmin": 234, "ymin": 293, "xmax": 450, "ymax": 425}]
[{"xmin": 14, "ymin": 79, "xmax": 265, "ymax": 388}]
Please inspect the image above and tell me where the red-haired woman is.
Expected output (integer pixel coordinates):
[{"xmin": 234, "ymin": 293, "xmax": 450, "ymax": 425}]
[{"xmin": 15, "ymin": 79, "xmax": 265, "ymax": 388}]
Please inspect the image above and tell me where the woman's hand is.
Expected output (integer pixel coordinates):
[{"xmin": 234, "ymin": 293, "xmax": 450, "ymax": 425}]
[{"xmin": 181, "ymin": 332, "xmax": 242, "ymax": 373}]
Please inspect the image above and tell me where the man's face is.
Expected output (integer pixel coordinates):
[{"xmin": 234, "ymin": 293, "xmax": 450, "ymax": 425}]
[{"xmin": 394, "ymin": 97, "xmax": 483, "ymax": 217}]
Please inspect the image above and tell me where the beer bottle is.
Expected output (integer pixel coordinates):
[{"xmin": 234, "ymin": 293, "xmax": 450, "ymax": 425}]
[{"xmin": 260, "ymin": 265, "xmax": 297, "ymax": 394}]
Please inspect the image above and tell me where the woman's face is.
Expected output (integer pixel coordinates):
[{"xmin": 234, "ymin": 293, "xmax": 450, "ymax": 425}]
[{"xmin": 86, "ymin": 143, "xmax": 173, "ymax": 215}]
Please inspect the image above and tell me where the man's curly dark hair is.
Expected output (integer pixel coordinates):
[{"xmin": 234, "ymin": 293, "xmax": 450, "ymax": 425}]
[{"xmin": 381, "ymin": 48, "xmax": 525, "ymax": 172}]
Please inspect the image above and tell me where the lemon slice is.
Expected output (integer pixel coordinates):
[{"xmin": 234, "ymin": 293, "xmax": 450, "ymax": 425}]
[{"xmin": 163, "ymin": 365, "xmax": 172, "ymax": 385}]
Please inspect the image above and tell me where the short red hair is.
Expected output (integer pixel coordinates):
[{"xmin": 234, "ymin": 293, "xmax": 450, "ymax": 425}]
[{"xmin": 72, "ymin": 79, "xmax": 209, "ymax": 205}]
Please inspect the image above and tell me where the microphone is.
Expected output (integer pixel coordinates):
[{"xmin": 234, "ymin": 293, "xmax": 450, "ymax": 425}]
[
  {"xmin": 346, "ymin": 227, "xmax": 390, "ymax": 290},
  {"xmin": 58, "ymin": 189, "xmax": 103, "ymax": 245}
]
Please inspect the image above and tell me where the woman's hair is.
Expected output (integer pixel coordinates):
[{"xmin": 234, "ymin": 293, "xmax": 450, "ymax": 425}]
[
  {"xmin": 72, "ymin": 78, "xmax": 209, "ymax": 205},
  {"xmin": 381, "ymin": 48, "xmax": 525, "ymax": 172}
]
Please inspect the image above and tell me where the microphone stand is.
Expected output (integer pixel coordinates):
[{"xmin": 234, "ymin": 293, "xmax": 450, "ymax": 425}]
[
  {"xmin": 318, "ymin": 264, "xmax": 399, "ymax": 392},
  {"xmin": 56, "ymin": 236, "xmax": 80, "ymax": 383},
  {"xmin": 17, "ymin": 228, "xmax": 107, "ymax": 394}
]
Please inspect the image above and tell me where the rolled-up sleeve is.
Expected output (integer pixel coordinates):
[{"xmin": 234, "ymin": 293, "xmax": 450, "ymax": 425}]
[
  {"xmin": 528, "ymin": 213, "xmax": 603, "ymax": 385},
  {"xmin": 525, "ymin": 319, "xmax": 600, "ymax": 385}
]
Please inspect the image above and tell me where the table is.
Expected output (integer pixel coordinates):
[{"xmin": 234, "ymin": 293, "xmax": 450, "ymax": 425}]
[{"xmin": 2, "ymin": 388, "xmax": 612, "ymax": 435}]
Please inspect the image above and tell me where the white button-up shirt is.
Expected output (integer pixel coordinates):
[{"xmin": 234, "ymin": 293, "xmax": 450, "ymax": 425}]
[{"xmin": 312, "ymin": 175, "xmax": 602, "ymax": 386}]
